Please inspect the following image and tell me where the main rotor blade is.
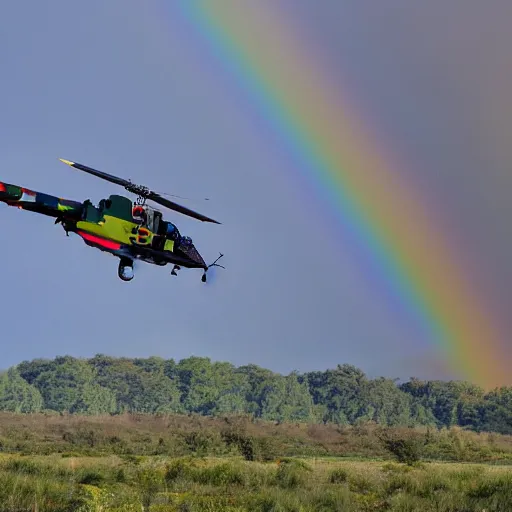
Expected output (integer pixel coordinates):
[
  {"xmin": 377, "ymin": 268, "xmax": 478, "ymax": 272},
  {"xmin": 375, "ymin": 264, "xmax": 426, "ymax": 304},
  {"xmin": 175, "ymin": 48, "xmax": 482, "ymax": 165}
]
[
  {"xmin": 147, "ymin": 191, "xmax": 221, "ymax": 224},
  {"xmin": 59, "ymin": 159, "xmax": 131, "ymax": 188},
  {"xmin": 60, "ymin": 158, "xmax": 221, "ymax": 224}
]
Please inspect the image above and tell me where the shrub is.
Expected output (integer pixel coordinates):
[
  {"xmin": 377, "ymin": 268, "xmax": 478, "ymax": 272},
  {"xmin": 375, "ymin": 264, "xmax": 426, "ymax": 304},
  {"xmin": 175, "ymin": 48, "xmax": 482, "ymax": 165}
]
[
  {"xmin": 78, "ymin": 469, "xmax": 106, "ymax": 486},
  {"xmin": 329, "ymin": 467, "xmax": 348, "ymax": 483},
  {"xmin": 183, "ymin": 429, "xmax": 225, "ymax": 455},
  {"xmin": 253, "ymin": 436, "xmax": 280, "ymax": 462},
  {"xmin": 3, "ymin": 458, "xmax": 43, "ymax": 475},
  {"xmin": 275, "ymin": 459, "xmax": 312, "ymax": 489},
  {"xmin": 379, "ymin": 431, "xmax": 425, "ymax": 465},
  {"xmin": 193, "ymin": 463, "xmax": 246, "ymax": 487},
  {"xmin": 221, "ymin": 428, "xmax": 255, "ymax": 461},
  {"xmin": 165, "ymin": 458, "xmax": 195, "ymax": 483}
]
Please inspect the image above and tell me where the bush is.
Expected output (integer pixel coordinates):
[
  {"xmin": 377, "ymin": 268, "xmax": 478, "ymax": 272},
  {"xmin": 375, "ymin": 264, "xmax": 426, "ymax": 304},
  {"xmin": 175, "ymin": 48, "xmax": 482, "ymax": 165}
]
[
  {"xmin": 275, "ymin": 459, "xmax": 312, "ymax": 489},
  {"xmin": 253, "ymin": 436, "xmax": 280, "ymax": 462},
  {"xmin": 183, "ymin": 429, "xmax": 225, "ymax": 455},
  {"xmin": 78, "ymin": 469, "xmax": 106, "ymax": 486},
  {"xmin": 221, "ymin": 428, "xmax": 255, "ymax": 461},
  {"xmin": 193, "ymin": 463, "xmax": 246, "ymax": 487},
  {"xmin": 3, "ymin": 458, "xmax": 43, "ymax": 475},
  {"xmin": 329, "ymin": 467, "xmax": 348, "ymax": 483},
  {"xmin": 379, "ymin": 431, "xmax": 425, "ymax": 465},
  {"xmin": 165, "ymin": 458, "xmax": 195, "ymax": 483}
]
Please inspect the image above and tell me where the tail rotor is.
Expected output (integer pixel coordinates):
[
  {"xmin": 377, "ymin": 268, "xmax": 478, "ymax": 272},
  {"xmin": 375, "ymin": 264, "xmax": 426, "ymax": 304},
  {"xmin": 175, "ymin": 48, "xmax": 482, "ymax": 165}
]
[{"xmin": 202, "ymin": 253, "xmax": 225, "ymax": 283}]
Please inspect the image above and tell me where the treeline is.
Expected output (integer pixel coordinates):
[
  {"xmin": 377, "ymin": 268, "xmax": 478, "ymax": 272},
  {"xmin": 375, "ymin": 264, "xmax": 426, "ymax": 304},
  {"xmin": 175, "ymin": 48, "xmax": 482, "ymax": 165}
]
[{"xmin": 0, "ymin": 355, "xmax": 510, "ymax": 434}]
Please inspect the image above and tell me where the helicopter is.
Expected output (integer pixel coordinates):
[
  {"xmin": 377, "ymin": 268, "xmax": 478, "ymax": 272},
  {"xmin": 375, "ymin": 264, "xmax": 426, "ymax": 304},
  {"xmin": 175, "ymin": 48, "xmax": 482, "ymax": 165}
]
[{"xmin": 0, "ymin": 158, "xmax": 224, "ymax": 282}]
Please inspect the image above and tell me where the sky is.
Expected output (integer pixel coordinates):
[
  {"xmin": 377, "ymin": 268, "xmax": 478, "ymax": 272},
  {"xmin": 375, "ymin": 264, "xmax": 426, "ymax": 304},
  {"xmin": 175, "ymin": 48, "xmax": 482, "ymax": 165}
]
[{"xmin": 0, "ymin": 0, "xmax": 510, "ymax": 386}]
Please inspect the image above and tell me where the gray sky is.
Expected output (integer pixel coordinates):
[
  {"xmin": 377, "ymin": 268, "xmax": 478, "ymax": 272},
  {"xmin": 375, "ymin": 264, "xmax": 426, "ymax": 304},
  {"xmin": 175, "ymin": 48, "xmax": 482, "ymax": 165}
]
[{"xmin": 0, "ymin": 1, "xmax": 510, "ymax": 384}]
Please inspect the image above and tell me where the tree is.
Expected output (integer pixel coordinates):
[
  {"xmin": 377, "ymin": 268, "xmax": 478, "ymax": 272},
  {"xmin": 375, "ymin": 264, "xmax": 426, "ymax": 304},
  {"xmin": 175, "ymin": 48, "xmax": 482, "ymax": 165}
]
[
  {"xmin": 73, "ymin": 383, "xmax": 117, "ymax": 415},
  {"xmin": 261, "ymin": 372, "xmax": 316, "ymax": 422},
  {"xmin": 400, "ymin": 379, "xmax": 485, "ymax": 429},
  {"xmin": 0, "ymin": 368, "xmax": 43, "ymax": 413},
  {"xmin": 177, "ymin": 358, "xmax": 250, "ymax": 416},
  {"xmin": 479, "ymin": 387, "xmax": 512, "ymax": 435},
  {"xmin": 16, "ymin": 358, "xmax": 54, "ymax": 385},
  {"xmin": 238, "ymin": 364, "xmax": 280, "ymax": 417},
  {"xmin": 34, "ymin": 356, "xmax": 95, "ymax": 412},
  {"xmin": 133, "ymin": 371, "xmax": 182, "ymax": 414},
  {"xmin": 1, "ymin": 354, "xmax": 511, "ymax": 435},
  {"xmin": 89, "ymin": 355, "xmax": 181, "ymax": 413},
  {"xmin": 362, "ymin": 378, "xmax": 415, "ymax": 426},
  {"xmin": 176, "ymin": 357, "xmax": 219, "ymax": 414},
  {"xmin": 306, "ymin": 364, "xmax": 369, "ymax": 424}
]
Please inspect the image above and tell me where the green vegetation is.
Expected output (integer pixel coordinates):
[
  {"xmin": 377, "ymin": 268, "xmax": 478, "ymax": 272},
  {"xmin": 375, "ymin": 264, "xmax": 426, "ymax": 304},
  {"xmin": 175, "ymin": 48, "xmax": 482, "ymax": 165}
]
[
  {"xmin": 0, "ymin": 355, "xmax": 509, "ymax": 509},
  {"xmin": 0, "ymin": 453, "xmax": 510, "ymax": 511},
  {"xmin": 0, "ymin": 355, "xmax": 510, "ymax": 434},
  {"xmin": 0, "ymin": 411, "xmax": 509, "ymax": 463},
  {"xmin": 0, "ymin": 409, "xmax": 506, "ymax": 509}
]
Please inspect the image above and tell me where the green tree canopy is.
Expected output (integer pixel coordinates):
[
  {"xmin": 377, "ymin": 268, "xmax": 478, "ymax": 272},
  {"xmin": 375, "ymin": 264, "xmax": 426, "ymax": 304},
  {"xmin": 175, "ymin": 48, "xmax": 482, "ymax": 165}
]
[
  {"xmin": 0, "ymin": 355, "xmax": 509, "ymax": 435},
  {"xmin": 0, "ymin": 368, "xmax": 43, "ymax": 413}
]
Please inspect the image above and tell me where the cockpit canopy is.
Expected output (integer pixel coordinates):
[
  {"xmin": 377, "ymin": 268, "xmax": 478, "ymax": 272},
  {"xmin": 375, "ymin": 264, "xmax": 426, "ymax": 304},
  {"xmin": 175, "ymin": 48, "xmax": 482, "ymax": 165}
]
[
  {"xmin": 131, "ymin": 203, "xmax": 163, "ymax": 234},
  {"xmin": 130, "ymin": 201, "xmax": 183, "ymax": 242}
]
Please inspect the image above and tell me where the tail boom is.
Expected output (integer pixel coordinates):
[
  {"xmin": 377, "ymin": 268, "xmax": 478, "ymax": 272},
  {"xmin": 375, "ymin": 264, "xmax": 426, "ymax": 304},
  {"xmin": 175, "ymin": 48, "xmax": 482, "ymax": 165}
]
[{"xmin": 0, "ymin": 181, "xmax": 83, "ymax": 219}]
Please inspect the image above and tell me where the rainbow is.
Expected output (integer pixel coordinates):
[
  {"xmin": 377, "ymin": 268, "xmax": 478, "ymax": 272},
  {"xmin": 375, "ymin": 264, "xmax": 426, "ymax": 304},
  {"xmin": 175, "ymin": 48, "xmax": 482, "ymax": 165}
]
[{"xmin": 171, "ymin": 1, "xmax": 505, "ymax": 387}]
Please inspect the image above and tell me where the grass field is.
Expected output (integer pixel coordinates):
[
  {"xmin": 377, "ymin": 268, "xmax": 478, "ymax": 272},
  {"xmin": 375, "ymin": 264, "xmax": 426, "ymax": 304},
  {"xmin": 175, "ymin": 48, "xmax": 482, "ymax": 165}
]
[
  {"xmin": 0, "ymin": 454, "xmax": 511, "ymax": 511},
  {"xmin": 0, "ymin": 413, "xmax": 510, "ymax": 510}
]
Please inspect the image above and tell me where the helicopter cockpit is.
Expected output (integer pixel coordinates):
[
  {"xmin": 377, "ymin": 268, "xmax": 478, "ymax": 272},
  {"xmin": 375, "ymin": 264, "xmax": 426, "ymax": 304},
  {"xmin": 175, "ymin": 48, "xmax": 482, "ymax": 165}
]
[
  {"xmin": 132, "ymin": 204, "xmax": 159, "ymax": 231},
  {"xmin": 132, "ymin": 203, "xmax": 181, "ymax": 246}
]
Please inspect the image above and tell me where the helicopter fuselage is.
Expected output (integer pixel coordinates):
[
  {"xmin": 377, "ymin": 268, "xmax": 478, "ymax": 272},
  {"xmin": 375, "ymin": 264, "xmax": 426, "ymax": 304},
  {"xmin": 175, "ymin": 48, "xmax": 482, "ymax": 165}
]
[{"xmin": 0, "ymin": 181, "xmax": 208, "ymax": 272}]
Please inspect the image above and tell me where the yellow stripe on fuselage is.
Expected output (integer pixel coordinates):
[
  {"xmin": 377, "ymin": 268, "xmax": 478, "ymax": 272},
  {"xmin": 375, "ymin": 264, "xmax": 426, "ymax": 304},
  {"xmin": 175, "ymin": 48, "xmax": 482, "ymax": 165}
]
[
  {"xmin": 77, "ymin": 216, "xmax": 176, "ymax": 254},
  {"xmin": 77, "ymin": 216, "xmax": 140, "ymax": 245}
]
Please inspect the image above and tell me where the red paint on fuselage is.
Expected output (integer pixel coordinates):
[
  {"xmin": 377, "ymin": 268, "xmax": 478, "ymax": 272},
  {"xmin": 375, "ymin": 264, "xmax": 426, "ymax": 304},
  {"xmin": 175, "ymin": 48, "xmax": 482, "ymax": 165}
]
[{"xmin": 77, "ymin": 231, "xmax": 122, "ymax": 251}]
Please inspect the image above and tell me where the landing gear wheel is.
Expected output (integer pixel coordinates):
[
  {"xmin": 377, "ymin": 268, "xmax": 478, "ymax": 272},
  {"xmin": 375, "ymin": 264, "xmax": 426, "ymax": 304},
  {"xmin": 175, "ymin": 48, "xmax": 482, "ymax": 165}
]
[
  {"xmin": 118, "ymin": 258, "xmax": 134, "ymax": 282},
  {"xmin": 171, "ymin": 265, "xmax": 180, "ymax": 276}
]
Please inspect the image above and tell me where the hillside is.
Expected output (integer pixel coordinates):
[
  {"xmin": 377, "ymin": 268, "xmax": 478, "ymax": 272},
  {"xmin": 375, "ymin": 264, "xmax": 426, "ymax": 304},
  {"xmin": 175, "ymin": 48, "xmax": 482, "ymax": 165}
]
[{"xmin": 0, "ymin": 355, "xmax": 510, "ymax": 435}]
